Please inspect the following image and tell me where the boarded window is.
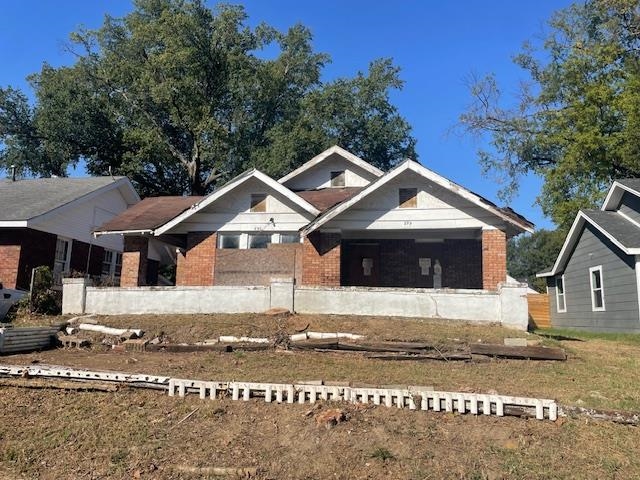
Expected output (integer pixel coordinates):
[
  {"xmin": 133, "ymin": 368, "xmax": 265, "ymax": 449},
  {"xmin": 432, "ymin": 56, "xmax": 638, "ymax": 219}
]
[
  {"xmin": 330, "ymin": 171, "xmax": 346, "ymax": 187},
  {"xmin": 398, "ymin": 188, "xmax": 418, "ymax": 208},
  {"xmin": 250, "ymin": 194, "xmax": 267, "ymax": 212},
  {"xmin": 248, "ymin": 234, "xmax": 271, "ymax": 249},
  {"xmin": 218, "ymin": 234, "xmax": 241, "ymax": 249}
]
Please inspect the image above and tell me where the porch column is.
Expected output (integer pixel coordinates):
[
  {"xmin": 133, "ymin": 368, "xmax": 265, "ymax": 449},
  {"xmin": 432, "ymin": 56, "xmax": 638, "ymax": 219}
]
[
  {"xmin": 120, "ymin": 236, "xmax": 149, "ymax": 287},
  {"xmin": 176, "ymin": 232, "xmax": 217, "ymax": 286},
  {"xmin": 301, "ymin": 231, "xmax": 341, "ymax": 286},
  {"xmin": 482, "ymin": 229, "xmax": 507, "ymax": 290}
]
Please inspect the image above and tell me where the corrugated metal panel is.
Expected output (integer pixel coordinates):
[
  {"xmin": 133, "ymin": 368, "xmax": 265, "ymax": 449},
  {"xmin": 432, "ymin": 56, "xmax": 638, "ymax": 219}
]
[{"xmin": 0, "ymin": 326, "xmax": 60, "ymax": 354}]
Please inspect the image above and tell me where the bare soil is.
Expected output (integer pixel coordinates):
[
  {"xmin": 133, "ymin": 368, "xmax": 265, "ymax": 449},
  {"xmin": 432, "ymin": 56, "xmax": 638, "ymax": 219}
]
[{"xmin": 1, "ymin": 313, "xmax": 639, "ymax": 479}]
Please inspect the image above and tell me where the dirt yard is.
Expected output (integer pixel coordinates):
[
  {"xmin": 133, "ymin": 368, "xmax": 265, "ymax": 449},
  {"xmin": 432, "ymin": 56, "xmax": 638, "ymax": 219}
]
[{"xmin": 1, "ymin": 313, "xmax": 639, "ymax": 479}]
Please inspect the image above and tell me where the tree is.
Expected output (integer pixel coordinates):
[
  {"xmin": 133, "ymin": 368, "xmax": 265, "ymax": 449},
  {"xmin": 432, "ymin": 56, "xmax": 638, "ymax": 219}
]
[
  {"xmin": 459, "ymin": 0, "xmax": 640, "ymax": 229},
  {"xmin": 507, "ymin": 229, "xmax": 565, "ymax": 292},
  {"xmin": 0, "ymin": 0, "xmax": 416, "ymax": 195}
]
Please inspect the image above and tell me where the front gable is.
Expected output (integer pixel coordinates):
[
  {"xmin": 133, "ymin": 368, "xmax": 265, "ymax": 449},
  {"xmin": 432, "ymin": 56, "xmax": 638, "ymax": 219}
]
[
  {"xmin": 279, "ymin": 146, "xmax": 383, "ymax": 191},
  {"xmin": 157, "ymin": 170, "xmax": 319, "ymax": 235},
  {"xmin": 303, "ymin": 160, "xmax": 533, "ymax": 236}
]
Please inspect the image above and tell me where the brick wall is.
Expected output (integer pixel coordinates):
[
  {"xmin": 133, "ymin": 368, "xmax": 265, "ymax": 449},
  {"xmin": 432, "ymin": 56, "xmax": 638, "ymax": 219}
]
[
  {"xmin": 176, "ymin": 232, "xmax": 216, "ymax": 286},
  {"xmin": 215, "ymin": 243, "xmax": 302, "ymax": 286},
  {"xmin": 341, "ymin": 238, "xmax": 482, "ymax": 289},
  {"xmin": 301, "ymin": 232, "xmax": 341, "ymax": 286},
  {"xmin": 121, "ymin": 236, "xmax": 149, "ymax": 287},
  {"xmin": 0, "ymin": 228, "xmax": 58, "ymax": 290},
  {"xmin": 482, "ymin": 229, "xmax": 507, "ymax": 290}
]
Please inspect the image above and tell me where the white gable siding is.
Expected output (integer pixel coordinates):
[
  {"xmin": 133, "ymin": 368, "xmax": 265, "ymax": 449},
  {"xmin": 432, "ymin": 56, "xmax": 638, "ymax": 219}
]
[
  {"xmin": 322, "ymin": 171, "xmax": 505, "ymax": 231},
  {"xmin": 282, "ymin": 153, "xmax": 378, "ymax": 190},
  {"xmin": 169, "ymin": 177, "xmax": 314, "ymax": 234},
  {"xmin": 29, "ymin": 188, "xmax": 129, "ymax": 251}
]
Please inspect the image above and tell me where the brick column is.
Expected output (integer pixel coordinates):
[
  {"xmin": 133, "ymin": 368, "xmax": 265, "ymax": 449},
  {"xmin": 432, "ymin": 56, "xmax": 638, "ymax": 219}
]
[
  {"xmin": 176, "ymin": 232, "xmax": 217, "ymax": 286},
  {"xmin": 120, "ymin": 236, "xmax": 149, "ymax": 287},
  {"xmin": 482, "ymin": 229, "xmax": 507, "ymax": 290},
  {"xmin": 0, "ymin": 245, "xmax": 21, "ymax": 289},
  {"xmin": 301, "ymin": 231, "xmax": 341, "ymax": 286}
]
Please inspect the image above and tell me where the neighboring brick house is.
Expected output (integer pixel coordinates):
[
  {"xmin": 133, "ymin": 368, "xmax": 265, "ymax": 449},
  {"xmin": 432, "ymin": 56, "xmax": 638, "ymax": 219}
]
[
  {"xmin": 95, "ymin": 146, "xmax": 533, "ymax": 290},
  {"xmin": 0, "ymin": 177, "xmax": 139, "ymax": 290}
]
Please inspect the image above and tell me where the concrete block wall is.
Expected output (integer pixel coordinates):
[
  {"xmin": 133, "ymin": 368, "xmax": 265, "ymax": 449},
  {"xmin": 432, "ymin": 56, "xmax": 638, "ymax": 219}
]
[{"xmin": 482, "ymin": 229, "xmax": 507, "ymax": 290}]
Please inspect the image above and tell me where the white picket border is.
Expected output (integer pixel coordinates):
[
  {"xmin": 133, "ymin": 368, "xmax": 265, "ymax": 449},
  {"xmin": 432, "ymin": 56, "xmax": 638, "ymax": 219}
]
[{"xmin": 0, "ymin": 364, "xmax": 557, "ymax": 421}]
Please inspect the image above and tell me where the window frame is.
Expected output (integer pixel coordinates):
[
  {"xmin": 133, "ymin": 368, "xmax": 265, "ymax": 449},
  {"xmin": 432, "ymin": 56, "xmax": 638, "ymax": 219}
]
[
  {"xmin": 247, "ymin": 233, "xmax": 272, "ymax": 249},
  {"xmin": 102, "ymin": 249, "xmax": 123, "ymax": 280},
  {"xmin": 250, "ymin": 193, "xmax": 268, "ymax": 213},
  {"xmin": 330, "ymin": 170, "xmax": 346, "ymax": 187},
  {"xmin": 555, "ymin": 274, "xmax": 566, "ymax": 313},
  {"xmin": 589, "ymin": 265, "xmax": 605, "ymax": 312},
  {"xmin": 217, "ymin": 233, "xmax": 242, "ymax": 249},
  {"xmin": 398, "ymin": 188, "xmax": 418, "ymax": 209},
  {"xmin": 54, "ymin": 236, "xmax": 72, "ymax": 284}
]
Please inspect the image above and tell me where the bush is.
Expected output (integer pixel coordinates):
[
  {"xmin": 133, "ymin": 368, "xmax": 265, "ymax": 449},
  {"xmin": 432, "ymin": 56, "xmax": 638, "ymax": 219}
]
[{"xmin": 26, "ymin": 266, "xmax": 62, "ymax": 315}]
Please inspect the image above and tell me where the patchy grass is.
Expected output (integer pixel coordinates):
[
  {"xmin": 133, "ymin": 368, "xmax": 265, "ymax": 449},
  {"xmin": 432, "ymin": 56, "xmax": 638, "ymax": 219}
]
[
  {"xmin": 1, "ymin": 313, "xmax": 639, "ymax": 478},
  {"xmin": 536, "ymin": 328, "xmax": 640, "ymax": 346}
]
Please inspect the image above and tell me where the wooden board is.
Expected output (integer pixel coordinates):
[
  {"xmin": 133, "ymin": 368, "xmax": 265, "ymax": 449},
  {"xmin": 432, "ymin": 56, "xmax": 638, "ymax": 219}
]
[
  {"xmin": 528, "ymin": 294, "xmax": 551, "ymax": 329},
  {"xmin": 470, "ymin": 343, "xmax": 566, "ymax": 360}
]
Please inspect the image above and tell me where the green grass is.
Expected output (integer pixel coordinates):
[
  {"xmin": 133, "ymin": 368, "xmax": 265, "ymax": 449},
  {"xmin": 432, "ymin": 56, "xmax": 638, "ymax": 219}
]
[{"xmin": 535, "ymin": 328, "xmax": 640, "ymax": 345}]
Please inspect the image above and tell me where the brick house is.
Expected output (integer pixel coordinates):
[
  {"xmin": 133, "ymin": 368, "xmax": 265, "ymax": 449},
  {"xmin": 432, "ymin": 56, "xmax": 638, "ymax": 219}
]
[
  {"xmin": 0, "ymin": 177, "xmax": 139, "ymax": 290},
  {"xmin": 95, "ymin": 146, "xmax": 533, "ymax": 290}
]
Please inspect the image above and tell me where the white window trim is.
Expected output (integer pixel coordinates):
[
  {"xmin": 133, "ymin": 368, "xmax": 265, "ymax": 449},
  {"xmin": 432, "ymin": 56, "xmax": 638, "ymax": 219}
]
[
  {"xmin": 102, "ymin": 249, "xmax": 122, "ymax": 280},
  {"xmin": 589, "ymin": 265, "xmax": 606, "ymax": 312},
  {"xmin": 555, "ymin": 274, "xmax": 566, "ymax": 313},
  {"xmin": 217, "ymin": 232, "xmax": 302, "ymax": 250},
  {"xmin": 54, "ymin": 236, "xmax": 73, "ymax": 283}
]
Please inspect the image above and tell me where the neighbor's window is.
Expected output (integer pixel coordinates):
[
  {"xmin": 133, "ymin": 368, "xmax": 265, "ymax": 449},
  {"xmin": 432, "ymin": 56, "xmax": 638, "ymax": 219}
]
[
  {"xmin": 399, "ymin": 188, "xmax": 418, "ymax": 208},
  {"xmin": 330, "ymin": 170, "xmax": 345, "ymax": 187},
  {"xmin": 280, "ymin": 233, "xmax": 300, "ymax": 244},
  {"xmin": 53, "ymin": 237, "xmax": 72, "ymax": 284},
  {"xmin": 589, "ymin": 266, "xmax": 605, "ymax": 311},
  {"xmin": 102, "ymin": 250, "xmax": 123, "ymax": 279},
  {"xmin": 250, "ymin": 194, "xmax": 267, "ymax": 212},
  {"xmin": 248, "ymin": 234, "xmax": 271, "ymax": 249},
  {"xmin": 218, "ymin": 234, "xmax": 241, "ymax": 249},
  {"xmin": 555, "ymin": 275, "xmax": 566, "ymax": 313}
]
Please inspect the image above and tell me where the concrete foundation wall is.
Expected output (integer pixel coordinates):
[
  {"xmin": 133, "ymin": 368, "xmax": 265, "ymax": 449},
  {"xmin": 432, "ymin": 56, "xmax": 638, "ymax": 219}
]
[
  {"xmin": 295, "ymin": 286, "xmax": 500, "ymax": 322},
  {"xmin": 65, "ymin": 282, "xmax": 528, "ymax": 330},
  {"xmin": 83, "ymin": 285, "xmax": 270, "ymax": 315}
]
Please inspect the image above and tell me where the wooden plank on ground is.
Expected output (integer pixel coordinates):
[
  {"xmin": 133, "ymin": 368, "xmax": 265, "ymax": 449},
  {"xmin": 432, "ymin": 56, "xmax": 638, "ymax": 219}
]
[{"xmin": 470, "ymin": 343, "xmax": 566, "ymax": 360}]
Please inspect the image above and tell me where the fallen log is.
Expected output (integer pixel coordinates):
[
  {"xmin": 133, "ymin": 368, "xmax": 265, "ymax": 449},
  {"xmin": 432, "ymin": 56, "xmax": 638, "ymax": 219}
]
[
  {"xmin": 365, "ymin": 353, "xmax": 472, "ymax": 361},
  {"xmin": 290, "ymin": 338, "xmax": 438, "ymax": 354},
  {"xmin": 173, "ymin": 465, "xmax": 258, "ymax": 478},
  {"xmin": 145, "ymin": 343, "xmax": 271, "ymax": 353},
  {"xmin": 470, "ymin": 343, "xmax": 566, "ymax": 361},
  {"xmin": 0, "ymin": 377, "xmax": 118, "ymax": 392},
  {"xmin": 77, "ymin": 323, "xmax": 143, "ymax": 339}
]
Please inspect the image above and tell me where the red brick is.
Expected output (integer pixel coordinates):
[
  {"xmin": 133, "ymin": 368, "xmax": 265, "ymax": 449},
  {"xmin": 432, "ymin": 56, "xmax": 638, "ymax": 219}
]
[
  {"xmin": 176, "ymin": 232, "xmax": 217, "ymax": 286},
  {"xmin": 121, "ymin": 236, "xmax": 149, "ymax": 287},
  {"xmin": 482, "ymin": 229, "xmax": 507, "ymax": 290},
  {"xmin": 301, "ymin": 232, "xmax": 341, "ymax": 286}
]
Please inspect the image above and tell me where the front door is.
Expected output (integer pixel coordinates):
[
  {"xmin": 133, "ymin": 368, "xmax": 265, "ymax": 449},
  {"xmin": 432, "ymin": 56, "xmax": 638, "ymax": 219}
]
[{"xmin": 345, "ymin": 243, "xmax": 379, "ymax": 287}]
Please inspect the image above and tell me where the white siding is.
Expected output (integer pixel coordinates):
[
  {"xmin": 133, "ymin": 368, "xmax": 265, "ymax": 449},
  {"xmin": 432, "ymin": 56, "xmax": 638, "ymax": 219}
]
[
  {"xmin": 30, "ymin": 188, "xmax": 130, "ymax": 251},
  {"xmin": 170, "ymin": 177, "xmax": 315, "ymax": 234},
  {"xmin": 282, "ymin": 153, "xmax": 378, "ymax": 190},
  {"xmin": 323, "ymin": 171, "xmax": 505, "ymax": 231}
]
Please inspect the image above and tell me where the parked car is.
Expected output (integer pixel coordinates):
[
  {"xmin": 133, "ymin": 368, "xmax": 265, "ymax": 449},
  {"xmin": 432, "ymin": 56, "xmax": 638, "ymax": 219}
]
[{"xmin": 0, "ymin": 283, "xmax": 27, "ymax": 321}]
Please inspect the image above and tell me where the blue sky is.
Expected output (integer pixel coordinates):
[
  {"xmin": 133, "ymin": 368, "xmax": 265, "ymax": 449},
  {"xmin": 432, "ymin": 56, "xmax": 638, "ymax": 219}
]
[{"xmin": 0, "ymin": 0, "xmax": 573, "ymax": 230}]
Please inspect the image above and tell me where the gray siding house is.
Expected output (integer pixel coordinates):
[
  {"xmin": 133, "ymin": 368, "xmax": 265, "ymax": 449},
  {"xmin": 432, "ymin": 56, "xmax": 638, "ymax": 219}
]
[{"xmin": 538, "ymin": 180, "xmax": 640, "ymax": 333}]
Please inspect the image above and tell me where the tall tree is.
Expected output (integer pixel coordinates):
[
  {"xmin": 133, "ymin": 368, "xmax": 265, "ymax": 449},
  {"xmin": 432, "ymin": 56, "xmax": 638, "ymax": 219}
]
[
  {"xmin": 507, "ymin": 229, "xmax": 565, "ymax": 292},
  {"xmin": 0, "ymin": 0, "xmax": 416, "ymax": 195},
  {"xmin": 459, "ymin": 0, "xmax": 640, "ymax": 229}
]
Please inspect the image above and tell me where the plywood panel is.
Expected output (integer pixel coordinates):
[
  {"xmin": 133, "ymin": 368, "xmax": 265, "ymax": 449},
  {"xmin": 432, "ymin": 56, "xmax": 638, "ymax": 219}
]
[{"xmin": 528, "ymin": 294, "xmax": 550, "ymax": 329}]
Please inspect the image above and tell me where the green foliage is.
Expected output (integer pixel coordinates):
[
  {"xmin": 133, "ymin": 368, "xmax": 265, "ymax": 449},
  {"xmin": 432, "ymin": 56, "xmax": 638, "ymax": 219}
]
[
  {"xmin": 27, "ymin": 266, "xmax": 61, "ymax": 315},
  {"xmin": 507, "ymin": 229, "xmax": 565, "ymax": 292},
  {"xmin": 0, "ymin": 0, "xmax": 416, "ymax": 195},
  {"xmin": 370, "ymin": 447, "xmax": 395, "ymax": 462},
  {"xmin": 460, "ymin": 0, "xmax": 640, "ymax": 229}
]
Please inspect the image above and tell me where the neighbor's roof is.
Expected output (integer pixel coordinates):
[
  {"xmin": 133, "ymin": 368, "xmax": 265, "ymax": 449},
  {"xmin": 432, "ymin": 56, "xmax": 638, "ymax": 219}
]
[
  {"xmin": 602, "ymin": 178, "xmax": 640, "ymax": 211},
  {"xmin": 537, "ymin": 209, "xmax": 640, "ymax": 277},
  {"xmin": 94, "ymin": 196, "xmax": 203, "ymax": 234},
  {"xmin": 295, "ymin": 187, "xmax": 364, "ymax": 212},
  {"xmin": 0, "ymin": 176, "xmax": 135, "ymax": 222}
]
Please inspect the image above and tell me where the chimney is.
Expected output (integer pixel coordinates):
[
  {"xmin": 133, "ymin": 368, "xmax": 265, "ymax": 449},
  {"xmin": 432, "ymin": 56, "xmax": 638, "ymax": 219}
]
[{"xmin": 10, "ymin": 165, "xmax": 16, "ymax": 182}]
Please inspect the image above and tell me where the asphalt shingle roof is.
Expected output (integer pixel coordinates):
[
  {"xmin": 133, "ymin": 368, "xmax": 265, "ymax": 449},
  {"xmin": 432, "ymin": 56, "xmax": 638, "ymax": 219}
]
[
  {"xmin": 0, "ymin": 177, "xmax": 127, "ymax": 222},
  {"xmin": 582, "ymin": 209, "xmax": 640, "ymax": 250},
  {"xmin": 616, "ymin": 179, "xmax": 640, "ymax": 193}
]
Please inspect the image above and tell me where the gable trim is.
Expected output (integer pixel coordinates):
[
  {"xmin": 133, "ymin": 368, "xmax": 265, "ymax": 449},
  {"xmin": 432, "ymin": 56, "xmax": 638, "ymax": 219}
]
[
  {"xmin": 154, "ymin": 169, "xmax": 321, "ymax": 236},
  {"xmin": 537, "ymin": 211, "xmax": 640, "ymax": 278},
  {"xmin": 602, "ymin": 180, "xmax": 640, "ymax": 211},
  {"xmin": 302, "ymin": 159, "xmax": 534, "ymax": 235},
  {"xmin": 278, "ymin": 145, "xmax": 384, "ymax": 185}
]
